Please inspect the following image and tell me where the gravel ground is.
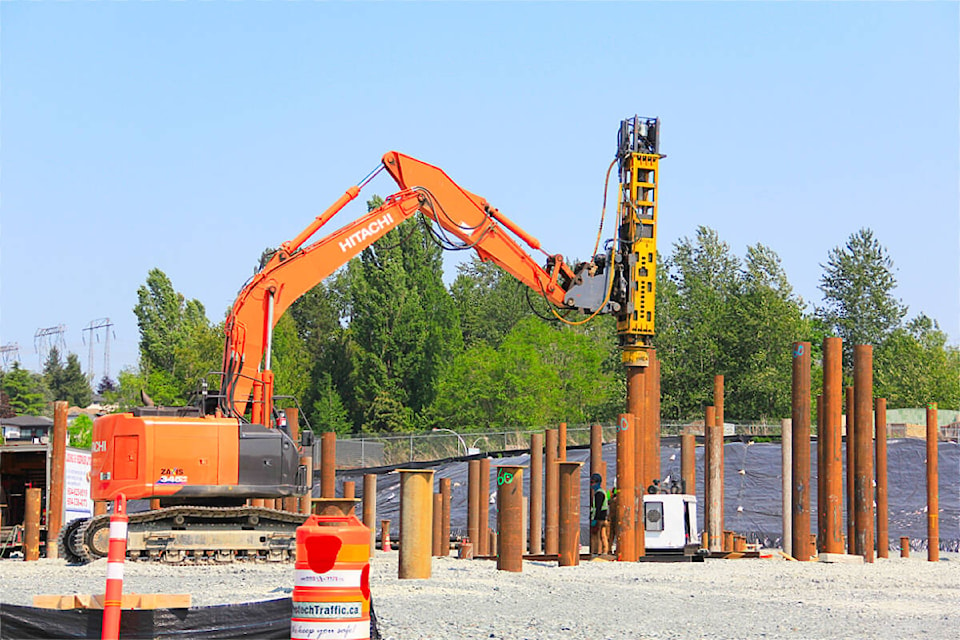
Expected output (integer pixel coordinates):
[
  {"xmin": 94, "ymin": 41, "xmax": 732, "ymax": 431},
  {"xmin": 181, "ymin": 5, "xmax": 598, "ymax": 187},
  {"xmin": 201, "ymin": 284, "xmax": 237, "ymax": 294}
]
[{"xmin": 2, "ymin": 551, "xmax": 958, "ymax": 639}]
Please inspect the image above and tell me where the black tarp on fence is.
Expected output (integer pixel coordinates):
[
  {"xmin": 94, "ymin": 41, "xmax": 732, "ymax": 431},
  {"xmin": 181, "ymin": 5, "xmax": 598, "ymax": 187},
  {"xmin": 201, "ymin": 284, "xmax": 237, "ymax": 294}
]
[
  {"xmin": 0, "ymin": 599, "xmax": 382, "ymax": 640},
  {"xmin": 339, "ymin": 438, "xmax": 960, "ymax": 552},
  {"xmin": 0, "ymin": 599, "xmax": 290, "ymax": 640}
]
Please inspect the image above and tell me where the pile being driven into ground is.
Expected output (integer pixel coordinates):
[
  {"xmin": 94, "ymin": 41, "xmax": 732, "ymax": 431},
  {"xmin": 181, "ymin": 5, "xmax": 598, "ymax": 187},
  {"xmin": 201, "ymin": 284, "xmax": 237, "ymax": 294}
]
[{"xmin": 2, "ymin": 551, "xmax": 957, "ymax": 639}]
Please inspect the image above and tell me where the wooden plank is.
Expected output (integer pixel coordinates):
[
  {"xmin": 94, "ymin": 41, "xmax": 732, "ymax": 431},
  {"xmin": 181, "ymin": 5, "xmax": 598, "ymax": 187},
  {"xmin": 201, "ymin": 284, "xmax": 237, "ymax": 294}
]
[
  {"xmin": 137, "ymin": 594, "xmax": 192, "ymax": 609},
  {"xmin": 818, "ymin": 552, "xmax": 864, "ymax": 564},
  {"xmin": 31, "ymin": 595, "xmax": 71, "ymax": 610},
  {"xmin": 33, "ymin": 593, "xmax": 191, "ymax": 610}
]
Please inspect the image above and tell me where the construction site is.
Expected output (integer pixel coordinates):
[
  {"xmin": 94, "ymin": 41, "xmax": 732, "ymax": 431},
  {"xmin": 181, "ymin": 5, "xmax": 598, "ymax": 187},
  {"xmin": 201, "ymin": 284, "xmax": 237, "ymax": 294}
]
[
  {"xmin": 1, "ymin": 4, "xmax": 958, "ymax": 639},
  {"xmin": 1, "ymin": 112, "xmax": 957, "ymax": 639}
]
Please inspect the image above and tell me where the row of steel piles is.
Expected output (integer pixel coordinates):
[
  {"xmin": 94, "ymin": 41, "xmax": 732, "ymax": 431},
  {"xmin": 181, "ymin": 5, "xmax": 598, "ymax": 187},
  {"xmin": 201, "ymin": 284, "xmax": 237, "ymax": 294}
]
[
  {"xmin": 305, "ymin": 432, "xmax": 384, "ymax": 561},
  {"xmin": 791, "ymin": 339, "xmax": 874, "ymax": 560},
  {"xmin": 418, "ymin": 424, "xmax": 588, "ymax": 573},
  {"xmin": 489, "ymin": 426, "xmax": 584, "ymax": 569},
  {"xmin": 790, "ymin": 339, "xmax": 940, "ymax": 562},
  {"xmin": 399, "ymin": 438, "xmax": 586, "ymax": 578}
]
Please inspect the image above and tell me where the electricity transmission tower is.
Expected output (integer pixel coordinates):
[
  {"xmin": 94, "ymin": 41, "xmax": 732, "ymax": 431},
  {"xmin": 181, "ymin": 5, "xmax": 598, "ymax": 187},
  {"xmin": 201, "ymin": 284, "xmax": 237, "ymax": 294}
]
[
  {"xmin": 82, "ymin": 318, "xmax": 115, "ymax": 383},
  {"xmin": 0, "ymin": 343, "xmax": 21, "ymax": 370},
  {"xmin": 34, "ymin": 325, "xmax": 67, "ymax": 369}
]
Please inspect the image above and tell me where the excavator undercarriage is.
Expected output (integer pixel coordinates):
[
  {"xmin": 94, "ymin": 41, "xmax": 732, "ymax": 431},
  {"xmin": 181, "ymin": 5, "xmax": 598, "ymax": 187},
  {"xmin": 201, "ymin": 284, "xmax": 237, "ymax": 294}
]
[{"xmin": 61, "ymin": 505, "xmax": 310, "ymax": 565}]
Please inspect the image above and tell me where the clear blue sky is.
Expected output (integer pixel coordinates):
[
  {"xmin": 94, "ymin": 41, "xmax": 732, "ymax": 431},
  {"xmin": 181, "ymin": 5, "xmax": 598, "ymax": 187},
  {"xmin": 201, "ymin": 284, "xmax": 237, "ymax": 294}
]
[{"xmin": 2, "ymin": 1, "xmax": 958, "ymax": 382}]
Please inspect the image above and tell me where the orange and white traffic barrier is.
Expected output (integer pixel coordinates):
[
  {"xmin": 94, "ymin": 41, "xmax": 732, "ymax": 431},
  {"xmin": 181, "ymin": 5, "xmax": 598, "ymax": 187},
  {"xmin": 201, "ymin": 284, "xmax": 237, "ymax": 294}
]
[
  {"xmin": 292, "ymin": 513, "xmax": 371, "ymax": 640},
  {"xmin": 101, "ymin": 493, "xmax": 128, "ymax": 640}
]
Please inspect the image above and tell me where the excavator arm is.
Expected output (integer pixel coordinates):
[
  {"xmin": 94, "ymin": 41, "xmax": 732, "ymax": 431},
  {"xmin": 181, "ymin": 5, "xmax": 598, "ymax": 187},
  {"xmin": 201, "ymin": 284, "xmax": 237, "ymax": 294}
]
[{"xmin": 221, "ymin": 152, "xmax": 617, "ymax": 422}]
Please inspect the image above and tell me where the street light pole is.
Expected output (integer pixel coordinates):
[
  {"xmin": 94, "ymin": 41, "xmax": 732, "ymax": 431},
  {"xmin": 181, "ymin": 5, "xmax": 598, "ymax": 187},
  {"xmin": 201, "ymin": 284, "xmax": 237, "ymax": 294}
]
[{"xmin": 432, "ymin": 427, "xmax": 466, "ymax": 457}]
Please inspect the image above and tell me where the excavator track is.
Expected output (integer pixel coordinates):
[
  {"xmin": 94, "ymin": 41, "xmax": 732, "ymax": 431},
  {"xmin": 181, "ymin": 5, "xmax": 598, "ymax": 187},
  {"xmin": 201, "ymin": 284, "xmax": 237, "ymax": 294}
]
[
  {"xmin": 62, "ymin": 506, "xmax": 309, "ymax": 565},
  {"xmin": 57, "ymin": 518, "xmax": 88, "ymax": 565}
]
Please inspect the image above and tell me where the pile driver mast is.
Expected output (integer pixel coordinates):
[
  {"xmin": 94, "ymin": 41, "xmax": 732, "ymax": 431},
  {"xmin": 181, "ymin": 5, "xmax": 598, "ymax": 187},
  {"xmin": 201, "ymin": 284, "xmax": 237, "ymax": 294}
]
[{"xmin": 615, "ymin": 115, "xmax": 662, "ymax": 367}]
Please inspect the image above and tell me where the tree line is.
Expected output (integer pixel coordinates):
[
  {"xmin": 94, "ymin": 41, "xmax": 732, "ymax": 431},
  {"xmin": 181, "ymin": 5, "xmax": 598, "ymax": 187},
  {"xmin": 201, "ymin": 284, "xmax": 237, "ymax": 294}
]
[
  {"xmin": 0, "ymin": 347, "xmax": 95, "ymax": 417},
  {"xmin": 3, "ymin": 216, "xmax": 957, "ymax": 433}
]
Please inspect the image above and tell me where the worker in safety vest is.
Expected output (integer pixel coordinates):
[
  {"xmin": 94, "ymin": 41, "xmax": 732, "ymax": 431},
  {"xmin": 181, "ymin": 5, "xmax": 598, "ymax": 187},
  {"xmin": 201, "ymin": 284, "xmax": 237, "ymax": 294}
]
[{"xmin": 590, "ymin": 473, "xmax": 610, "ymax": 555}]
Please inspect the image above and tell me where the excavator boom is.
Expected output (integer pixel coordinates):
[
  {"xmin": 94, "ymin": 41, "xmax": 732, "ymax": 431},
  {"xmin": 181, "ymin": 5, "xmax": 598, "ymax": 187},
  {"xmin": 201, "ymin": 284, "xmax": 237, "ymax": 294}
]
[{"xmin": 222, "ymin": 152, "xmax": 608, "ymax": 421}]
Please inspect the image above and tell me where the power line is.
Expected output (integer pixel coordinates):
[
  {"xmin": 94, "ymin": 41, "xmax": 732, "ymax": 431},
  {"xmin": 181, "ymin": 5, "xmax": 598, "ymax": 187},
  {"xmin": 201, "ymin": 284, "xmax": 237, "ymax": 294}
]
[
  {"xmin": 82, "ymin": 318, "xmax": 115, "ymax": 383},
  {"xmin": 0, "ymin": 343, "xmax": 20, "ymax": 370},
  {"xmin": 34, "ymin": 325, "xmax": 67, "ymax": 369}
]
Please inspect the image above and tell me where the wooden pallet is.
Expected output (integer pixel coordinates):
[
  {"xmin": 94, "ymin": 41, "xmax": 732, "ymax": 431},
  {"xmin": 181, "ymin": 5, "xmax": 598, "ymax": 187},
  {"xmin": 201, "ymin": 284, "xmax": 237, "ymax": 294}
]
[{"xmin": 32, "ymin": 593, "xmax": 191, "ymax": 610}]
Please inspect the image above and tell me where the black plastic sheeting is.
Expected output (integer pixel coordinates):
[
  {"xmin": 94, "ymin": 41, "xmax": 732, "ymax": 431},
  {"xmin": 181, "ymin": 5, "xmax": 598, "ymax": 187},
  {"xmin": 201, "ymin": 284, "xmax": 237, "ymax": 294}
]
[
  {"xmin": 339, "ymin": 439, "xmax": 959, "ymax": 552},
  {"xmin": 0, "ymin": 599, "xmax": 383, "ymax": 640},
  {"xmin": 0, "ymin": 599, "xmax": 290, "ymax": 640}
]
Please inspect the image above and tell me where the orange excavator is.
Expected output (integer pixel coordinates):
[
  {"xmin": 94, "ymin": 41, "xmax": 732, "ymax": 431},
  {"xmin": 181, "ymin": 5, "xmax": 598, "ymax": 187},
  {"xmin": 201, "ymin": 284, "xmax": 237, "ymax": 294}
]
[{"xmin": 61, "ymin": 151, "xmax": 622, "ymax": 563}]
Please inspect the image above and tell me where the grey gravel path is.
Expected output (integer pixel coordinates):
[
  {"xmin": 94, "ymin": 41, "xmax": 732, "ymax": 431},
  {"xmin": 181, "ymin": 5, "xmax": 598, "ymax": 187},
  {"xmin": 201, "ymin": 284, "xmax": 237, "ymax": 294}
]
[{"xmin": 2, "ymin": 551, "xmax": 957, "ymax": 639}]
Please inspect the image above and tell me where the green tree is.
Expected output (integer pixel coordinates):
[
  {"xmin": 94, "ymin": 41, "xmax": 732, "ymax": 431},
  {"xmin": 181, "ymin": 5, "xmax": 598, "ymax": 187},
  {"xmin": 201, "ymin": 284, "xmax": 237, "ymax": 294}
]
[
  {"xmin": 430, "ymin": 317, "xmax": 618, "ymax": 430},
  {"xmin": 68, "ymin": 414, "xmax": 94, "ymax": 448},
  {"xmin": 104, "ymin": 369, "xmax": 150, "ymax": 412},
  {"xmin": 288, "ymin": 274, "xmax": 357, "ymax": 429},
  {"xmin": 270, "ymin": 313, "xmax": 311, "ymax": 402},
  {"xmin": 310, "ymin": 372, "xmax": 352, "ymax": 434},
  {"xmin": 450, "ymin": 257, "xmax": 533, "ymax": 348},
  {"xmin": 656, "ymin": 227, "xmax": 741, "ymax": 419},
  {"xmin": 875, "ymin": 315, "xmax": 960, "ymax": 409},
  {"xmin": 42, "ymin": 346, "xmax": 65, "ymax": 402},
  {"xmin": 0, "ymin": 363, "xmax": 47, "ymax": 416},
  {"xmin": 655, "ymin": 232, "xmax": 815, "ymax": 421},
  {"xmin": 364, "ymin": 385, "xmax": 414, "ymax": 433},
  {"xmin": 133, "ymin": 269, "xmax": 221, "ymax": 403},
  {"xmin": 43, "ymin": 348, "xmax": 92, "ymax": 407},
  {"xmin": 817, "ymin": 228, "xmax": 907, "ymax": 366},
  {"xmin": 725, "ymin": 244, "xmax": 810, "ymax": 421},
  {"xmin": 346, "ymin": 197, "xmax": 463, "ymax": 431}
]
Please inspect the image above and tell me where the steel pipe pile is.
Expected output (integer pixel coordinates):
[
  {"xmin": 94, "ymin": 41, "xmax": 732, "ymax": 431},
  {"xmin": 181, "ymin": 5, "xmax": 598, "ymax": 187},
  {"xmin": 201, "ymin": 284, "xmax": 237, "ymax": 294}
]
[
  {"xmin": 468, "ymin": 459, "xmax": 480, "ymax": 554},
  {"xmin": 791, "ymin": 341, "xmax": 812, "ymax": 561},
  {"xmin": 558, "ymin": 461, "xmax": 582, "ymax": 567},
  {"xmin": 529, "ymin": 433, "xmax": 543, "ymax": 555},
  {"xmin": 854, "ymin": 345, "xmax": 875, "ymax": 561},
  {"xmin": 616, "ymin": 413, "xmax": 637, "ymax": 561},
  {"xmin": 363, "ymin": 474, "xmax": 377, "ymax": 557},
  {"xmin": 479, "ymin": 458, "xmax": 491, "ymax": 556},
  {"xmin": 545, "ymin": 429, "xmax": 559, "ymax": 555},
  {"xmin": 821, "ymin": 337, "xmax": 844, "ymax": 554},
  {"xmin": 497, "ymin": 465, "xmax": 524, "ymax": 572},
  {"xmin": 440, "ymin": 478, "xmax": 451, "ymax": 558},
  {"xmin": 927, "ymin": 403, "xmax": 939, "ymax": 562},
  {"xmin": 875, "ymin": 398, "xmax": 889, "ymax": 558},
  {"xmin": 321, "ymin": 432, "xmax": 337, "ymax": 498},
  {"xmin": 398, "ymin": 469, "xmax": 434, "ymax": 579}
]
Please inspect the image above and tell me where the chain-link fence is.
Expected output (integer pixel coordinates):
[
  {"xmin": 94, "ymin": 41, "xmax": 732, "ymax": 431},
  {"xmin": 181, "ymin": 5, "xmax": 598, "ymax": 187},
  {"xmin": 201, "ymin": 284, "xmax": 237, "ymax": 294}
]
[
  {"xmin": 337, "ymin": 418, "xmax": 960, "ymax": 468},
  {"xmin": 336, "ymin": 420, "xmax": 795, "ymax": 468}
]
